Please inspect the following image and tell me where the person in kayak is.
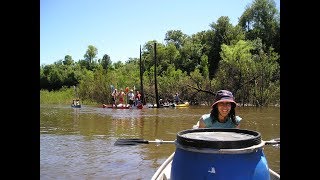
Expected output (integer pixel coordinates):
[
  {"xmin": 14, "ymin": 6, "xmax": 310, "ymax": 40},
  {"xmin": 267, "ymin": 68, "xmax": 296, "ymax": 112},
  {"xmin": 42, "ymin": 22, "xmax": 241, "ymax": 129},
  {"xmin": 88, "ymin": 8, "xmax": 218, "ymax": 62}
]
[
  {"xmin": 174, "ymin": 93, "xmax": 180, "ymax": 104},
  {"xmin": 194, "ymin": 89, "xmax": 242, "ymax": 129}
]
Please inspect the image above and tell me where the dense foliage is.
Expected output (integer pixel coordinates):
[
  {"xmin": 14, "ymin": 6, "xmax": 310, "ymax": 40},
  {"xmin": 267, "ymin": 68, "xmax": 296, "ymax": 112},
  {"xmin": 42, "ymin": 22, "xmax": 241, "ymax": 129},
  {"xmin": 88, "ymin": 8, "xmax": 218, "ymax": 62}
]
[{"xmin": 40, "ymin": 0, "xmax": 280, "ymax": 107}]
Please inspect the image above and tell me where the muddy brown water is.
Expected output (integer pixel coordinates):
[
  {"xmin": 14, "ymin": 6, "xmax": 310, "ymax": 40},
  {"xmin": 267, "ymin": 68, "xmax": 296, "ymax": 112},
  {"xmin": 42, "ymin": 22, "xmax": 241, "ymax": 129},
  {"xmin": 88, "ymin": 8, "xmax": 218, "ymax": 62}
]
[{"xmin": 40, "ymin": 104, "xmax": 280, "ymax": 179}]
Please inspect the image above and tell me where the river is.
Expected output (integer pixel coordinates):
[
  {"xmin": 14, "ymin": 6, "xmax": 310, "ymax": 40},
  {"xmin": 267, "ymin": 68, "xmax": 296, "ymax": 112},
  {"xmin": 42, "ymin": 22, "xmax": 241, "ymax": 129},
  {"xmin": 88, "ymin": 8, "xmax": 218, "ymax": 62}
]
[{"xmin": 40, "ymin": 104, "xmax": 280, "ymax": 180}]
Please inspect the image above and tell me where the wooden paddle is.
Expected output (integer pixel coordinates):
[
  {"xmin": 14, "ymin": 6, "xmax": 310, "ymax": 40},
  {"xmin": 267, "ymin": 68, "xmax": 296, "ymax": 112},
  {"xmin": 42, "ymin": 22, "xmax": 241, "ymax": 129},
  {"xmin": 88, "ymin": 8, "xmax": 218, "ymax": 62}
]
[
  {"xmin": 114, "ymin": 138, "xmax": 280, "ymax": 146},
  {"xmin": 114, "ymin": 138, "xmax": 175, "ymax": 146},
  {"xmin": 264, "ymin": 138, "xmax": 280, "ymax": 145}
]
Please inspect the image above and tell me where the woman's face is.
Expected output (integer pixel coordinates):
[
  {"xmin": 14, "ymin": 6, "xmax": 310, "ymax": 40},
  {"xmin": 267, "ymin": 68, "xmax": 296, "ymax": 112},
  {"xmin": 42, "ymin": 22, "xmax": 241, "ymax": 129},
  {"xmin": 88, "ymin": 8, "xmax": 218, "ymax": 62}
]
[{"xmin": 217, "ymin": 102, "xmax": 232, "ymax": 117}]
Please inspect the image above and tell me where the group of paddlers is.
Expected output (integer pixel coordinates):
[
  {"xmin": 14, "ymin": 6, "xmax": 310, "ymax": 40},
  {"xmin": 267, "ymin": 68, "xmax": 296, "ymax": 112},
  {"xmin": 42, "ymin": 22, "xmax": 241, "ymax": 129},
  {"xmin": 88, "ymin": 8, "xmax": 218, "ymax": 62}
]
[{"xmin": 111, "ymin": 87, "xmax": 142, "ymax": 107}]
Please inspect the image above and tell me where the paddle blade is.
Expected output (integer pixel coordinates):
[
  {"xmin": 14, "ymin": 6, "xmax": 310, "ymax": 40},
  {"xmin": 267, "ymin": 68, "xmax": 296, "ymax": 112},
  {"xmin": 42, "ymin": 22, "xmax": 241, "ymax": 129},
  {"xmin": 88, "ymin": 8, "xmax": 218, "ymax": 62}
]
[
  {"xmin": 265, "ymin": 138, "xmax": 280, "ymax": 145},
  {"xmin": 264, "ymin": 138, "xmax": 280, "ymax": 148},
  {"xmin": 114, "ymin": 138, "xmax": 149, "ymax": 146}
]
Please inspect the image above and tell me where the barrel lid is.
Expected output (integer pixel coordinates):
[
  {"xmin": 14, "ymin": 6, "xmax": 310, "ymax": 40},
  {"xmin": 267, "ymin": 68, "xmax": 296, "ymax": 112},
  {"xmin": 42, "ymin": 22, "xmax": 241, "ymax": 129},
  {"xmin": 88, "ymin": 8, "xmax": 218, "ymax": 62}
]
[{"xmin": 176, "ymin": 128, "xmax": 261, "ymax": 149}]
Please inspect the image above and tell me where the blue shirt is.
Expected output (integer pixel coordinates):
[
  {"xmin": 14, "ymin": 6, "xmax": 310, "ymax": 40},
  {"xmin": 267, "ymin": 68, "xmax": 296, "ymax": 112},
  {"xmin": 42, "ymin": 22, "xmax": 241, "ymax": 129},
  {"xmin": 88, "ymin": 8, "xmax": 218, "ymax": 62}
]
[{"xmin": 201, "ymin": 114, "xmax": 242, "ymax": 128}]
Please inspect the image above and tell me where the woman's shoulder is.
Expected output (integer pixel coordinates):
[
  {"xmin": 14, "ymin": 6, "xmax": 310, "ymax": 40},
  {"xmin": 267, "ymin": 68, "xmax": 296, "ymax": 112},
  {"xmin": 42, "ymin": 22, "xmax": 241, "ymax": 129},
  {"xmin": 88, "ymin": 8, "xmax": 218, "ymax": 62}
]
[
  {"xmin": 235, "ymin": 116, "xmax": 242, "ymax": 123},
  {"xmin": 199, "ymin": 114, "xmax": 213, "ymax": 128},
  {"xmin": 201, "ymin": 114, "xmax": 212, "ymax": 123},
  {"xmin": 201, "ymin": 113, "xmax": 211, "ymax": 119}
]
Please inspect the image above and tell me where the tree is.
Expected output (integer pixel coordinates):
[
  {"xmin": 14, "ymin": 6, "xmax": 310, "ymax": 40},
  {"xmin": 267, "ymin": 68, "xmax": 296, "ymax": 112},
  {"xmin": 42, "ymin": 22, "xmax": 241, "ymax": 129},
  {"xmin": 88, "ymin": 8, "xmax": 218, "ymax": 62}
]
[
  {"xmin": 84, "ymin": 45, "xmax": 98, "ymax": 64},
  {"xmin": 63, "ymin": 55, "xmax": 73, "ymax": 66},
  {"xmin": 164, "ymin": 30, "xmax": 188, "ymax": 49},
  {"xmin": 218, "ymin": 39, "xmax": 279, "ymax": 106},
  {"xmin": 238, "ymin": 0, "xmax": 280, "ymax": 54},
  {"xmin": 207, "ymin": 16, "xmax": 244, "ymax": 78},
  {"xmin": 101, "ymin": 54, "xmax": 112, "ymax": 71}
]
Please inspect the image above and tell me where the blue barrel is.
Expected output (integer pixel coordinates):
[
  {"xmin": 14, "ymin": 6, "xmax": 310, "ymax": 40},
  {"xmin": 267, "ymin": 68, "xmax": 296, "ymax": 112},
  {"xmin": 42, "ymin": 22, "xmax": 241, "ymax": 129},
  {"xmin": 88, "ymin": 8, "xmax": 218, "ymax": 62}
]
[{"xmin": 170, "ymin": 128, "xmax": 270, "ymax": 180}]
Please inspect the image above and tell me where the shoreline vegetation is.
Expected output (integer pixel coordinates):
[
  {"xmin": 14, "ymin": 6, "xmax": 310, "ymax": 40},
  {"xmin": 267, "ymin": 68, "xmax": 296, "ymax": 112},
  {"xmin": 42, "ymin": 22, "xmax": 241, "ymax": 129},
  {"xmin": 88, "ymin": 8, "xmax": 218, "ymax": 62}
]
[
  {"xmin": 40, "ymin": 87, "xmax": 280, "ymax": 108},
  {"xmin": 40, "ymin": 0, "xmax": 280, "ymax": 107},
  {"xmin": 40, "ymin": 88, "xmax": 97, "ymax": 106}
]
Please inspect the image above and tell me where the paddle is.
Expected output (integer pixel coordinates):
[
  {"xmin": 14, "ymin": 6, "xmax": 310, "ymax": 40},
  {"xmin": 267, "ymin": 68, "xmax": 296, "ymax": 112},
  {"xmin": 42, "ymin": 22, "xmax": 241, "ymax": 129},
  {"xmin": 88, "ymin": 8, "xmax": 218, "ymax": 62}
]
[
  {"xmin": 114, "ymin": 138, "xmax": 175, "ymax": 146},
  {"xmin": 264, "ymin": 138, "xmax": 280, "ymax": 145},
  {"xmin": 114, "ymin": 138, "xmax": 280, "ymax": 146}
]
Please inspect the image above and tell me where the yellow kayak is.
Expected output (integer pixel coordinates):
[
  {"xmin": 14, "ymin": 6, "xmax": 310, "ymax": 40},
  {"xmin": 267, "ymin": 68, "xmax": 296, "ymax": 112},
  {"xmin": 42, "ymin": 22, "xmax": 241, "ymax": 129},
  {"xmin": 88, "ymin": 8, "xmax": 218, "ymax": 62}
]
[{"xmin": 173, "ymin": 102, "xmax": 190, "ymax": 107}]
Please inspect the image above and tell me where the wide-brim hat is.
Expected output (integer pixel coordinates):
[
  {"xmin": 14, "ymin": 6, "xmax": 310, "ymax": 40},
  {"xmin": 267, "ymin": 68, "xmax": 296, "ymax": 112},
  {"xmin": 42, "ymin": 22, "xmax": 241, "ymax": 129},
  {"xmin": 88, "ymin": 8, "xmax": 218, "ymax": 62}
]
[{"xmin": 211, "ymin": 90, "xmax": 236, "ymax": 108}]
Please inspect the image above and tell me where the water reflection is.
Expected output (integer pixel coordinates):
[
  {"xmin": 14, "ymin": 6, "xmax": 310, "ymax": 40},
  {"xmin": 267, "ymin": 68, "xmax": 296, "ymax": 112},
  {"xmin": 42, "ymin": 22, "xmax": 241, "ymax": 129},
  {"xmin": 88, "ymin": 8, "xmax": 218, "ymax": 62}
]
[{"xmin": 40, "ymin": 104, "xmax": 280, "ymax": 179}]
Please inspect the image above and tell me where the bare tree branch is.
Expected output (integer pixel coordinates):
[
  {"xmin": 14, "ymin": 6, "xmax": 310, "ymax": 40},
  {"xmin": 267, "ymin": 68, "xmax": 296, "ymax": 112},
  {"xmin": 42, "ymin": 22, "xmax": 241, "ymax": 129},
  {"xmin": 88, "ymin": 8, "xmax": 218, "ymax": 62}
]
[{"xmin": 186, "ymin": 84, "xmax": 215, "ymax": 96}]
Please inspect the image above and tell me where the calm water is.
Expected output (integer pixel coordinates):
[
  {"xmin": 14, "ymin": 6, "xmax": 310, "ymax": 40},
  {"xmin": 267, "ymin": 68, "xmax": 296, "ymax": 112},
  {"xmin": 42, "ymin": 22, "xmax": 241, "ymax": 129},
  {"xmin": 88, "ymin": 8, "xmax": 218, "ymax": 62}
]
[{"xmin": 40, "ymin": 104, "xmax": 280, "ymax": 180}]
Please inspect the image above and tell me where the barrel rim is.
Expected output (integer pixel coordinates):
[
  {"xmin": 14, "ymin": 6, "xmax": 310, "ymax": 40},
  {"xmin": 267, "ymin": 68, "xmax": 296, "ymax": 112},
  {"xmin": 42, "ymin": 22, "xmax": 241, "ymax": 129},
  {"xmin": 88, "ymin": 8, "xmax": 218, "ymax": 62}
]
[{"xmin": 176, "ymin": 128, "xmax": 261, "ymax": 149}]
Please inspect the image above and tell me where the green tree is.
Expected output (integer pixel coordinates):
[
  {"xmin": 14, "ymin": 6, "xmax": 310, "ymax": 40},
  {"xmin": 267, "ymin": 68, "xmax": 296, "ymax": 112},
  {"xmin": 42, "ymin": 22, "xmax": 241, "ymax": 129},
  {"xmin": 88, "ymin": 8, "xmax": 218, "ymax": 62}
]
[
  {"xmin": 101, "ymin": 54, "xmax": 112, "ymax": 71},
  {"xmin": 238, "ymin": 0, "xmax": 280, "ymax": 54},
  {"xmin": 164, "ymin": 30, "xmax": 188, "ymax": 49},
  {"xmin": 207, "ymin": 16, "xmax": 245, "ymax": 78},
  {"xmin": 63, "ymin": 55, "xmax": 73, "ymax": 65},
  {"xmin": 84, "ymin": 45, "xmax": 98, "ymax": 64},
  {"xmin": 218, "ymin": 39, "xmax": 279, "ymax": 106}
]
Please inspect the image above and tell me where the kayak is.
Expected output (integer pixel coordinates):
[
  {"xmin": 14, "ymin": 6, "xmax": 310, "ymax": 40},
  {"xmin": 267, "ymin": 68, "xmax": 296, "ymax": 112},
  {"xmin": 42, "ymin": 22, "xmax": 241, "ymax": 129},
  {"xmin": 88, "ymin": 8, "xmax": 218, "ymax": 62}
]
[
  {"xmin": 151, "ymin": 152, "xmax": 280, "ymax": 180},
  {"xmin": 71, "ymin": 104, "xmax": 81, "ymax": 108},
  {"xmin": 172, "ymin": 102, "xmax": 189, "ymax": 107}
]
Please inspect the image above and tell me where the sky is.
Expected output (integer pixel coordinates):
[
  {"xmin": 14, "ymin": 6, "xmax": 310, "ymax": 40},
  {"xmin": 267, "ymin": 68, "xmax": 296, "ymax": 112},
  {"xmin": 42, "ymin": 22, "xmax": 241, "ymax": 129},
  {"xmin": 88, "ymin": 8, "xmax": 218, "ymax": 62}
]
[{"xmin": 40, "ymin": 0, "xmax": 280, "ymax": 66}]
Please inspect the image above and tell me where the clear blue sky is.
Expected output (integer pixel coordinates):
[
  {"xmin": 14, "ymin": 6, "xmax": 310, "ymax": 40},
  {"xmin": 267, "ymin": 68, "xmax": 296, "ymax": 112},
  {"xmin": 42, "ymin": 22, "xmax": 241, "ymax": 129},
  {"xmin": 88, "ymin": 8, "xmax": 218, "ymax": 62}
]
[{"xmin": 40, "ymin": 0, "xmax": 280, "ymax": 66}]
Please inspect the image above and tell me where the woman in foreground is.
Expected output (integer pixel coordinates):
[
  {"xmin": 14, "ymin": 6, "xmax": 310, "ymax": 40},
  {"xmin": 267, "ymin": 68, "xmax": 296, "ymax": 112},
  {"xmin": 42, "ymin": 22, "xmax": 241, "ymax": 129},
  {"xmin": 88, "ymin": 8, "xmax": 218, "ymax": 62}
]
[{"xmin": 194, "ymin": 89, "xmax": 242, "ymax": 129}]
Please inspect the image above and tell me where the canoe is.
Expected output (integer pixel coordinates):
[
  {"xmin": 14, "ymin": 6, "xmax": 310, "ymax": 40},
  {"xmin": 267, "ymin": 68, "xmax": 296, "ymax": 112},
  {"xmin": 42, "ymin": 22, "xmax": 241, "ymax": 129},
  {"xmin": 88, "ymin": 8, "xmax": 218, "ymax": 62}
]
[
  {"xmin": 151, "ymin": 152, "xmax": 280, "ymax": 180},
  {"xmin": 71, "ymin": 104, "xmax": 81, "ymax": 108},
  {"xmin": 102, "ymin": 103, "xmax": 143, "ymax": 109}
]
